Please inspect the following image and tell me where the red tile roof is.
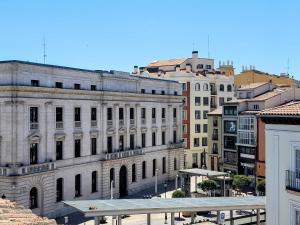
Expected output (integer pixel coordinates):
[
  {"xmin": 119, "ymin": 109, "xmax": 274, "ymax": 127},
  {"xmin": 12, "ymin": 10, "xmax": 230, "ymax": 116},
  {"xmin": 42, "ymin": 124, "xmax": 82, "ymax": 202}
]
[{"xmin": 259, "ymin": 101, "xmax": 300, "ymax": 116}]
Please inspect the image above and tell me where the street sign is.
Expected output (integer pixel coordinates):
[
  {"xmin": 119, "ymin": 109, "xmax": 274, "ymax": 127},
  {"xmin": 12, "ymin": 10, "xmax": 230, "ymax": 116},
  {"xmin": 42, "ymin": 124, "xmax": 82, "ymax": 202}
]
[{"xmin": 220, "ymin": 212, "xmax": 225, "ymax": 222}]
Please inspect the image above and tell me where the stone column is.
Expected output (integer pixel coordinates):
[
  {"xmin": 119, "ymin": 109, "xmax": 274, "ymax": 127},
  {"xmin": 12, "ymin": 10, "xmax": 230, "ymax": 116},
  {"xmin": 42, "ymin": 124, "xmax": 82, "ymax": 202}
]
[
  {"xmin": 167, "ymin": 104, "xmax": 172, "ymax": 144},
  {"xmin": 147, "ymin": 214, "xmax": 151, "ymax": 225},
  {"xmin": 97, "ymin": 103, "xmax": 102, "ymax": 154},
  {"xmin": 256, "ymin": 209, "xmax": 260, "ymax": 225},
  {"xmin": 178, "ymin": 104, "xmax": 183, "ymax": 141},
  {"xmin": 101, "ymin": 103, "xmax": 107, "ymax": 152},
  {"xmin": 45, "ymin": 101, "xmax": 54, "ymax": 162},
  {"xmin": 114, "ymin": 104, "xmax": 119, "ymax": 151},
  {"xmin": 16, "ymin": 101, "xmax": 25, "ymax": 164},
  {"xmin": 230, "ymin": 210, "xmax": 234, "ymax": 225},
  {"xmin": 171, "ymin": 212, "xmax": 175, "ymax": 225},
  {"xmin": 125, "ymin": 104, "xmax": 130, "ymax": 148},
  {"xmin": 136, "ymin": 103, "xmax": 141, "ymax": 147}
]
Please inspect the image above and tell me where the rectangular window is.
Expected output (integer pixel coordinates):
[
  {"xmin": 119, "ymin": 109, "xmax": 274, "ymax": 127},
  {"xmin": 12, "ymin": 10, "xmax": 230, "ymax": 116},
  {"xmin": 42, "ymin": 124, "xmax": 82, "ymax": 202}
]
[
  {"xmin": 195, "ymin": 124, "xmax": 201, "ymax": 133},
  {"xmin": 56, "ymin": 178, "xmax": 63, "ymax": 202},
  {"xmin": 162, "ymin": 108, "xmax": 166, "ymax": 118},
  {"xmin": 203, "ymin": 124, "xmax": 208, "ymax": 133},
  {"xmin": 195, "ymin": 97, "xmax": 201, "ymax": 106},
  {"xmin": 224, "ymin": 120, "xmax": 237, "ymax": 134},
  {"xmin": 74, "ymin": 83, "xmax": 81, "ymax": 89},
  {"xmin": 130, "ymin": 108, "xmax": 135, "ymax": 119},
  {"xmin": 152, "ymin": 108, "xmax": 156, "ymax": 118},
  {"xmin": 119, "ymin": 108, "xmax": 124, "ymax": 120},
  {"xmin": 56, "ymin": 107, "xmax": 63, "ymax": 122},
  {"xmin": 202, "ymin": 137, "xmax": 208, "ymax": 146},
  {"xmin": 174, "ymin": 91, "xmax": 178, "ymax": 96},
  {"xmin": 74, "ymin": 139, "xmax": 81, "ymax": 158},
  {"xmin": 107, "ymin": 108, "xmax": 112, "ymax": 121},
  {"xmin": 152, "ymin": 90, "xmax": 156, "ymax": 94},
  {"xmin": 142, "ymin": 161, "xmax": 146, "ymax": 179},
  {"xmin": 224, "ymin": 106, "xmax": 237, "ymax": 115},
  {"xmin": 56, "ymin": 141, "xmax": 63, "ymax": 160},
  {"xmin": 107, "ymin": 136, "xmax": 113, "ymax": 153},
  {"xmin": 173, "ymin": 108, "xmax": 177, "ymax": 118},
  {"xmin": 224, "ymin": 136, "xmax": 236, "ymax": 149},
  {"xmin": 203, "ymin": 97, "xmax": 209, "ymax": 106},
  {"xmin": 173, "ymin": 130, "xmax": 177, "ymax": 143},
  {"xmin": 30, "ymin": 143, "xmax": 38, "ymax": 164},
  {"xmin": 224, "ymin": 151, "xmax": 237, "ymax": 164},
  {"xmin": 195, "ymin": 110, "xmax": 201, "ymax": 120},
  {"xmin": 119, "ymin": 135, "xmax": 124, "ymax": 151},
  {"xmin": 91, "ymin": 85, "xmax": 96, "ymax": 91},
  {"xmin": 152, "ymin": 159, "xmax": 156, "ymax": 176},
  {"xmin": 141, "ymin": 108, "xmax": 146, "ymax": 119},
  {"xmin": 91, "ymin": 138, "xmax": 97, "ymax": 155},
  {"xmin": 130, "ymin": 134, "xmax": 135, "ymax": 150},
  {"xmin": 192, "ymin": 153, "xmax": 198, "ymax": 166},
  {"xmin": 203, "ymin": 110, "xmax": 208, "ymax": 119},
  {"xmin": 162, "ymin": 131, "xmax": 166, "ymax": 145},
  {"xmin": 152, "ymin": 132, "xmax": 156, "ymax": 146},
  {"xmin": 91, "ymin": 107, "xmax": 97, "ymax": 121},
  {"xmin": 219, "ymin": 97, "xmax": 224, "ymax": 106},
  {"xmin": 92, "ymin": 171, "xmax": 97, "ymax": 193},
  {"xmin": 75, "ymin": 174, "xmax": 81, "ymax": 197},
  {"xmin": 132, "ymin": 164, "xmax": 136, "ymax": 182},
  {"xmin": 142, "ymin": 133, "xmax": 146, "ymax": 148},
  {"xmin": 182, "ymin": 83, "xmax": 187, "ymax": 91},
  {"xmin": 55, "ymin": 82, "xmax": 63, "ymax": 88},
  {"xmin": 74, "ymin": 107, "xmax": 81, "ymax": 121},
  {"xmin": 30, "ymin": 107, "xmax": 38, "ymax": 123},
  {"xmin": 31, "ymin": 80, "xmax": 39, "ymax": 87},
  {"xmin": 141, "ymin": 89, "xmax": 145, "ymax": 93},
  {"xmin": 162, "ymin": 157, "xmax": 166, "ymax": 174},
  {"xmin": 194, "ymin": 138, "xmax": 200, "ymax": 147},
  {"xmin": 161, "ymin": 90, "xmax": 165, "ymax": 95}
]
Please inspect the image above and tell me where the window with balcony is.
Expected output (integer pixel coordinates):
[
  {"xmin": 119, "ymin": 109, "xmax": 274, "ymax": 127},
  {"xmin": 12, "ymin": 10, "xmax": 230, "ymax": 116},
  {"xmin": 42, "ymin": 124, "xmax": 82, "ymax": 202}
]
[
  {"xmin": 224, "ymin": 136, "xmax": 236, "ymax": 149},
  {"xmin": 110, "ymin": 168, "xmax": 115, "ymax": 188},
  {"xmin": 162, "ymin": 131, "xmax": 166, "ymax": 145},
  {"xmin": 91, "ymin": 85, "xmax": 96, "ymax": 91},
  {"xmin": 30, "ymin": 143, "xmax": 38, "ymax": 165},
  {"xmin": 202, "ymin": 137, "xmax": 208, "ymax": 146},
  {"xmin": 212, "ymin": 129, "xmax": 218, "ymax": 140},
  {"xmin": 142, "ymin": 161, "xmax": 146, "ymax": 179},
  {"xmin": 56, "ymin": 107, "xmax": 63, "ymax": 129},
  {"xmin": 74, "ymin": 139, "xmax": 81, "ymax": 158},
  {"xmin": 203, "ymin": 124, "xmax": 208, "ymax": 133},
  {"xmin": 213, "ymin": 118, "xmax": 218, "ymax": 127},
  {"xmin": 239, "ymin": 117, "xmax": 255, "ymax": 130},
  {"xmin": 203, "ymin": 110, "xmax": 208, "ymax": 119},
  {"xmin": 152, "ymin": 108, "xmax": 156, "ymax": 124},
  {"xmin": 162, "ymin": 108, "xmax": 166, "ymax": 123},
  {"xmin": 55, "ymin": 82, "xmax": 63, "ymax": 88},
  {"xmin": 92, "ymin": 171, "xmax": 97, "ymax": 193},
  {"xmin": 56, "ymin": 141, "xmax": 63, "ymax": 160},
  {"xmin": 142, "ymin": 133, "xmax": 146, "ymax": 148},
  {"xmin": 74, "ymin": 107, "xmax": 81, "ymax": 127},
  {"xmin": 130, "ymin": 134, "xmax": 135, "ymax": 150},
  {"xmin": 162, "ymin": 157, "xmax": 166, "ymax": 174},
  {"xmin": 91, "ymin": 138, "xmax": 97, "ymax": 155},
  {"xmin": 152, "ymin": 159, "xmax": 156, "ymax": 176},
  {"xmin": 75, "ymin": 174, "xmax": 81, "ymax": 197},
  {"xmin": 224, "ymin": 106, "xmax": 237, "ymax": 115},
  {"xmin": 194, "ymin": 138, "xmax": 200, "ymax": 147},
  {"xmin": 56, "ymin": 178, "xmax": 63, "ymax": 202},
  {"xmin": 203, "ymin": 97, "xmax": 209, "ymax": 106},
  {"xmin": 152, "ymin": 132, "xmax": 156, "ymax": 146},
  {"xmin": 195, "ymin": 110, "xmax": 201, "ymax": 120},
  {"xmin": 107, "ymin": 136, "xmax": 113, "ymax": 153},
  {"xmin": 195, "ymin": 97, "xmax": 201, "ymax": 106},
  {"xmin": 107, "ymin": 108, "xmax": 112, "ymax": 121},
  {"xmin": 238, "ymin": 131, "xmax": 255, "ymax": 145},
  {"xmin": 74, "ymin": 83, "xmax": 81, "ymax": 90},
  {"xmin": 30, "ymin": 107, "xmax": 38, "ymax": 130},
  {"xmin": 141, "ymin": 108, "xmax": 146, "ymax": 124},
  {"xmin": 212, "ymin": 143, "xmax": 218, "ymax": 154},
  {"xmin": 31, "ymin": 80, "xmax": 39, "ymax": 87},
  {"xmin": 132, "ymin": 164, "xmax": 136, "ymax": 182},
  {"xmin": 195, "ymin": 124, "xmax": 201, "ymax": 133},
  {"xmin": 224, "ymin": 120, "xmax": 237, "ymax": 134},
  {"xmin": 119, "ymin": 135, "xmax": 124, "ymax": 151}
]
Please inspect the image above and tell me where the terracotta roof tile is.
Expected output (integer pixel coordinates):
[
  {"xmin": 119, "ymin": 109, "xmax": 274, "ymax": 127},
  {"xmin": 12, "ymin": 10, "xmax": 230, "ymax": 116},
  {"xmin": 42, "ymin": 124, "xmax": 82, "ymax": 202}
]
[
  {"xmin": 259, "ymin": 101, "xmax": 300, "ymax": 116},
  {"xmin": 238, "ymin": 82, "xmax": 268, "ymax": 90}
]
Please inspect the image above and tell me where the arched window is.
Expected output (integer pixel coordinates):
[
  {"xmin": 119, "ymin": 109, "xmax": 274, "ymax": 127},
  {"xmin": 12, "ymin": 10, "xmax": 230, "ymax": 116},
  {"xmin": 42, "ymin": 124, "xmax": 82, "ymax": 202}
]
[
  {"xmin": 227, "ymin": 85, "xmax": 232, "ymax": 92},
  {"xmin": 195, "ymin": 83, "xmax": 200, "ymax": 91},
  {"xmin": 30, "ymin": 187, "xmax": 38, "ymax": 209},
  {"xmin": 219, "ymin": 84, "xmax": 224, "ymax": 92},
  {"xmin": 56, "ymin": 178, "xmax": 63, "ymax": 202},
  {"xmin": 92, "ymin": 171, "xmax": 97, "ymax": 193},
  {"xmin": 203, "ymin": 83, "xmax": 209, "ymax": 91},
  {"xmin": 132, "ymin": 164, "xmax": 136, "ymax": 182},
  {"xmin": 174, "ymin": 158, "xmax": 177, "ymax": 170},
  {"xmin": 110, "ymin": 168, "xmax": 115, "ymax": 188}
]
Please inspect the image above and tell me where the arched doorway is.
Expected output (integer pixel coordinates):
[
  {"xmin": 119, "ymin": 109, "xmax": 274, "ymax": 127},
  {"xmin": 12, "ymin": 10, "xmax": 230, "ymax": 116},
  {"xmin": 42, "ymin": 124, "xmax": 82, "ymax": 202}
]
[{"xmin": 119, "ymin": 165, "xmax": 127, "ymax": 197}]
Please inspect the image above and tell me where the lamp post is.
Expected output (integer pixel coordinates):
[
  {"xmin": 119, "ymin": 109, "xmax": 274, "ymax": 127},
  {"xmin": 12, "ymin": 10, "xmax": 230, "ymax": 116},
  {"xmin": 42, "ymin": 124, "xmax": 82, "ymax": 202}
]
[
  {"xmin": 164, "ymin": 182, "xmax": 168, "ymax": 224},
  {"xmin": 155, "ymin": 169, "xmax": 159, "ymax": 194}
]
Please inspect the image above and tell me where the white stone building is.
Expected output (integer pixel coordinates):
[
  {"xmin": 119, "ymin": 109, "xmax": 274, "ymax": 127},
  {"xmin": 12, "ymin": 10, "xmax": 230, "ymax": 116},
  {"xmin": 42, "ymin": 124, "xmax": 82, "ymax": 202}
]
[
  {"xmin": 0, "ymin": 61, "xmax": 184, "ymax": 218},
  {"xmin": 259, "ymin": 101, "xmax": 300, "ymax": 225}
]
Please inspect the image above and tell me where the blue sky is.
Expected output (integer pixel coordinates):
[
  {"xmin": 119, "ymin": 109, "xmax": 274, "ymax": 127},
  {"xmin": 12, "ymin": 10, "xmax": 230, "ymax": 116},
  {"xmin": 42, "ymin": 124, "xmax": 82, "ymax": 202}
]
[{"xmin": 0, "ymin": 1, "xmax": 299, "ymax": 78}]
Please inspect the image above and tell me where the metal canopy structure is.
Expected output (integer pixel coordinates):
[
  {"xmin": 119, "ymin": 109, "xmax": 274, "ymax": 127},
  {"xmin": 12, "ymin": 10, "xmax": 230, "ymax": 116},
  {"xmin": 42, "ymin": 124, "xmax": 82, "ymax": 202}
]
[{"xmin": 64, "ymin": 196, "xmax": 265, "ymax": 225}]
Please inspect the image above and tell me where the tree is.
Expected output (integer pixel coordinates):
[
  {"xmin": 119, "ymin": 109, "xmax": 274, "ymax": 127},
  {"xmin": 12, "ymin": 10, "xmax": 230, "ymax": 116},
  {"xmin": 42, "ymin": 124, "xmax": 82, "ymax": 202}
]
[
  {"xmin": 256, "ymin": 179, "xmax": 265, "ymax": 196},
  {"xmin": 198, "ymin": 179, "xmax": 218, "ymax": 196},
  {"xmin": 232, "ymin": 175, "xmax": 251, "ymax": 193},
  {"xmin": 172, "ymin": 190, "xmax": 185, "ymax": 218}
]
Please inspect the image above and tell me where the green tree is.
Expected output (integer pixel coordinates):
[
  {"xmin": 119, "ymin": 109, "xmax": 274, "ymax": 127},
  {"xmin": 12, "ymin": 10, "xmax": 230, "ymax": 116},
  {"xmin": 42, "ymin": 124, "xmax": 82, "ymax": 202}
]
[
  {"xmin": 232, "ymin": 175, "xmax": 251, "ymax": 193},
  {"xmin": 256, "ymin": 179, "xmax": 265, "ymax": 196},
  {"xmin": 172, "ymin": 190, "xmax": 185, "ymax": 218},
  {"xmin": 198, "ymin": 179, "xmax": 218, "ymax": 196}
]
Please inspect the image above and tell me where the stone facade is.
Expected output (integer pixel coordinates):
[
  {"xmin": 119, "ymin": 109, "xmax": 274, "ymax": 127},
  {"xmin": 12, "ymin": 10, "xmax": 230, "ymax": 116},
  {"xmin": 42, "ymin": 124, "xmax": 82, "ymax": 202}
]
[{"xmin": 0, "ymin": 61, "xmax": 184, "ymax": 218}]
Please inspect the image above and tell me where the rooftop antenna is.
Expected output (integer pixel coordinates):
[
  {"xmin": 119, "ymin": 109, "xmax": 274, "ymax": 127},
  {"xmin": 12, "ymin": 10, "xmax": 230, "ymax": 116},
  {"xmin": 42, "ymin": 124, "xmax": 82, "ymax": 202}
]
[
  {"xmin": 207, "ymin": 34, "xmax": 210, "ymax": 58},
  {"xmin": 43, "ymin": 37, "xmax": 47, "ymax": 64}
]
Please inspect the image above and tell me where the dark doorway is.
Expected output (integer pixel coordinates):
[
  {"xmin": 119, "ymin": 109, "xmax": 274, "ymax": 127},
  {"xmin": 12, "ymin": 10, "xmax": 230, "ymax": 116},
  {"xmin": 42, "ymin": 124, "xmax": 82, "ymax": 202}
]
[{"xmin": 119, "ymin": 165, "xmax": 128, "ymax": 197}]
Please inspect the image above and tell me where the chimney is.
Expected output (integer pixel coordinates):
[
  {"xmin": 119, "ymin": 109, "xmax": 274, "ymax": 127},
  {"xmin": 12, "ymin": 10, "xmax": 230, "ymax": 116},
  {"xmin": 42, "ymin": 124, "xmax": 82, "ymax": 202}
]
[
  {"xmin": 192, "ymin": 50, "xmax": 198, "ymax": 59},
  {"xmin": 133, "ymin": 65, "xmax": 140, "ymax": 74},
  {"xmin": 175, "ymin": 64, "xmax": 180, "ymax": 72},
  {"xmin": 186, "ymin": 63, "xmax": 192, "ymax": 72}
]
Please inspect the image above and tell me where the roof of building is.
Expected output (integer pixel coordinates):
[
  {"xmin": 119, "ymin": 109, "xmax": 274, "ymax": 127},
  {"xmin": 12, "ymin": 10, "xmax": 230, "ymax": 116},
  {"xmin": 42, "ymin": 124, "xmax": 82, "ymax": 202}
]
[
  {"xmin": 237, "ymin": 82, "xmax": 268, "ymax": 90},
  {"xmin": 0, "ymin": 199, "xmax": 57, "ymax": 225},
  {"xmin": 64, "ymin": 196, "xmax": 265, "ymax": 217},
  {"xmin": 208, "ymin": 107, "xmax": 223, "ymax": 115},
  {"xmin": 146, "ymin": 58, "xmax": 186, "ymax": 67},
  {"xmin": 179, "ymin": 168, "xmax": 228, "ymax": 177},
  {"xmin": 249, "ymin": 87, "xmax": 289, "ymax": 101},
  {"xmin": 259, "ymin": 101, "xmax": 300, "ymax": 116}
]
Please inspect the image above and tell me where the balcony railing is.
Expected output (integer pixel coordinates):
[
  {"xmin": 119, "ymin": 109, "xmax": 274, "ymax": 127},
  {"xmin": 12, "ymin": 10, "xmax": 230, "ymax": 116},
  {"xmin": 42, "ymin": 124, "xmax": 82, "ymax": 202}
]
[
  {"xmin": 91, "ymin": 120, "xmax": 97, "ymax": 128},
  {"xmin": 74, "ymin": 121, "xmax": 81, "ymax": 128},
  {"xmin": 56, "ymin": 122, "xmax": 63, "ymax": 129},
  {"xmin": 168, "ymin": 141, "xmax": 185, "ymax": 149},
  {"xmin": 119, "ymin": 120, "xmax": 124, "ymax": 126},
  {"xmin": 286, "ymin": 170, "xmax": 300, "ymax": 192},
  {"xmin": 104, "ymin": 148, "xmax": 144, "ymax": 161},
  {"xmin": 30, "ymin": 122, "xmax": 39, "ymax": 130},
  {"xmin": 130, "ymin": 119, "xmax": 135, "ymax": 126},
  {"xmin": 107, "ymin": 120, "xmax": 113, "ymax": 126},
  {"xmin": 211, "ymin": 90, "xmax": 217, "ymax": 95},
  {"xmin": 0, "ymin": 162, "xmax": 56, "ymax": 176}
]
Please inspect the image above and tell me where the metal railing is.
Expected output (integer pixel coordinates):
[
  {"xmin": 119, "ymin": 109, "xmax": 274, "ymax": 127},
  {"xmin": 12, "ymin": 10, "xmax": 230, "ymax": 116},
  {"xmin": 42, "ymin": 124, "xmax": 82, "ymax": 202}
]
[
  {"xmin": 91, "ymin": 120, "xmax": 97, "ymax": 127},
  {"xmin": 56, "ymin": 122, "xmax": 63, "ymax": 129},
  {"xmin": 0, "ymin": 162, "xmax": 56, "ymax": 176},
  {"xmin": 104, "ymin": 148, "xmax": 144, "ymax": 161},
  {"xmin": 167, "ymin": 142, "xmax": 185, "ymax": 149},
  {"xmin": 74, "ymin": 121, "xmax": 81, "ymax": 128},
  {"xmin": 107, "ymin": 120, "xmax": 113, "ymax": 126},
  {"xmin": 286, "ymin": 170, "xmax": 300, "ymax": 192},
  {"xmin": 30, "ymin": 122, "xmax": 39, "ymax": 130}
]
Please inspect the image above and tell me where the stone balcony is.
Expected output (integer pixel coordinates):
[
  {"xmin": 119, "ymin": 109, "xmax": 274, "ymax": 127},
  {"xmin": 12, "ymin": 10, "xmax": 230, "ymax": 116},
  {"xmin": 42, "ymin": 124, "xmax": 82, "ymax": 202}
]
[
  {"xmin": 103, "ymin": 148, "xmax": 144, "ymax": 161},
  {"xmin": 0, "ymin": 161, "xmax": 56, "ymax": 176},
  {"xmin": 167, "ymin": 141, "xmax": 185, "ymax": 149}
]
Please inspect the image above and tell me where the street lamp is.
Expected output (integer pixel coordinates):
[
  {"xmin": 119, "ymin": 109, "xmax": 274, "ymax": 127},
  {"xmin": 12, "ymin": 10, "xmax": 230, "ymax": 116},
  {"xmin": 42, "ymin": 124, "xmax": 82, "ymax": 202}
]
[{"xmin": 164, "ymin": 182, "xmax": 168, "ymax": 224}]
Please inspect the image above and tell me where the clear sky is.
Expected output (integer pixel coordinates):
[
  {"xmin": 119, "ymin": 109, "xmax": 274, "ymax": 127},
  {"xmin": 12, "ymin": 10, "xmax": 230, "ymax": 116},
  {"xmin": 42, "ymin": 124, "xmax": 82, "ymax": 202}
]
[{"xmin": 0, "ymin": 0, "xmax": 299, "ymax": 78}]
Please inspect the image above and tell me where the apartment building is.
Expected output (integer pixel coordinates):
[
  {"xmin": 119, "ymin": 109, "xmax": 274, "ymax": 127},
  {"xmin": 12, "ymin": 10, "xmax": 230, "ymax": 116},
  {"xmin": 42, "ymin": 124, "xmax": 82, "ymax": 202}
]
[
  {"xmin": 133, "ymin": 51, "xmax": 235, "ymax": 169},
  {"xmin": 0, "ymin": 61, "xmax": 184, "ymax": 218},
  {"xmin": 221, "ymin": 82, "xmax": 298, "ymax": 179},
  {"xmin": 259, "ymin": 102, "xmax": 300, "ymax": 225}
]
